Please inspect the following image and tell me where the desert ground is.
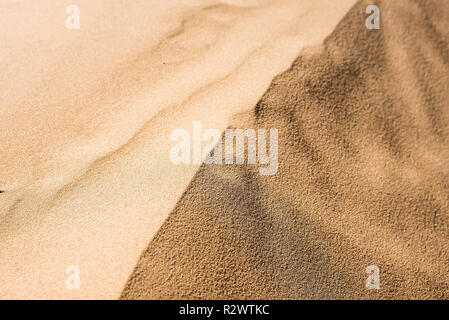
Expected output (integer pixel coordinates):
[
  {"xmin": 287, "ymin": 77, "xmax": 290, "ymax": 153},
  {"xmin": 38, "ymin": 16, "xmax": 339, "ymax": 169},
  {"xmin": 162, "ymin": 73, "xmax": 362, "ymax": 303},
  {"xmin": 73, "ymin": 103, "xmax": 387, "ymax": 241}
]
[{"xmin": 1, "ymin": 0, "xmax": 448, "ymax": 299}]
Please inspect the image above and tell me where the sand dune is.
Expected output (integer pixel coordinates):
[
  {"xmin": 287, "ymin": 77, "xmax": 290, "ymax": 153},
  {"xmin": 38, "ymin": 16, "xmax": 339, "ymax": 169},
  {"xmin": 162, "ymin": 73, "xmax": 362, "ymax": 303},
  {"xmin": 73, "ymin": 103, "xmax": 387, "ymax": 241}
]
[
  {"xmin": 0, "ymin": 0, "xmax": 357, "ymax": 299},
  {"xmin": 122, "ymin": 0, "xmax": 449, "ymax": 299}
]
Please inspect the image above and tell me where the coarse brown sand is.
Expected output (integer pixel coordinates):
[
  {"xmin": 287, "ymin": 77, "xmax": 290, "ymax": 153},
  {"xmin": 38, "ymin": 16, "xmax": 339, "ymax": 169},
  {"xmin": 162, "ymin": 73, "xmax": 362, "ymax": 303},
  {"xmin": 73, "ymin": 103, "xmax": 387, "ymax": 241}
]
[
  {"xmin": 0, "ymin": 0, "xmax": 357, "ymax": 299},
  {"xmin": 121, "ymin": 0, "xmax": 449, "ymax": 299}
]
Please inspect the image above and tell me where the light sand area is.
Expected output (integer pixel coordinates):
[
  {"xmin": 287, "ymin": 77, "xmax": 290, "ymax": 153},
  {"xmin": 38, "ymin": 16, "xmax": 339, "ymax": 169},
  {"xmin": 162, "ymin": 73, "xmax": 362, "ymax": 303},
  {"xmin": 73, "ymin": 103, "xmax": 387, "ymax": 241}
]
[{"xmin": 0, "ymin": 0, "xmax": 356, "ymax": 299}]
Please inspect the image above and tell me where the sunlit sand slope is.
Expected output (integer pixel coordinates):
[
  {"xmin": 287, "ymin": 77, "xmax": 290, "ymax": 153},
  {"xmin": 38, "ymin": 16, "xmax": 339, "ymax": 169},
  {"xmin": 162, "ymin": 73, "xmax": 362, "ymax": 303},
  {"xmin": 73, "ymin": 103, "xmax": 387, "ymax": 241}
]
[
  {"xmin": 0, "ymin": 0, "xmax": 356, "ymax": 299},
  {"xmin": 122, "ymin": 0, "xmax": 449, "ymax": 299}
]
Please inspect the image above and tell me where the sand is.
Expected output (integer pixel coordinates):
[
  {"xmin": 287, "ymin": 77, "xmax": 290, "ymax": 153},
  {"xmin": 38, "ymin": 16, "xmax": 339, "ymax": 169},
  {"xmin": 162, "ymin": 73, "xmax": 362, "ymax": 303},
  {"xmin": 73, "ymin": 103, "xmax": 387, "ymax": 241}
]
[
  {"xmin": 0, "ymin": 0, "xmax": 357, "ymax": 299},
  {"xmin": 1, "ymin": 0, "xmax": 448, "ymax": 300},
  {"xmin": 121, "ymin": 0, "xmax": 449, "ymax": 299}
]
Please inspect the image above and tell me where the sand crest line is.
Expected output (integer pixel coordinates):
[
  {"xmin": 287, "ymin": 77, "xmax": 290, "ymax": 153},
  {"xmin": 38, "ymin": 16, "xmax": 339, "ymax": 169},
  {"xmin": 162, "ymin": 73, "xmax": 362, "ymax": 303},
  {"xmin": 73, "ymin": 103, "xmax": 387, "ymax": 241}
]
[{"xmin": 1, "ymin": 0, "xmax": 360, "ymax": 299}]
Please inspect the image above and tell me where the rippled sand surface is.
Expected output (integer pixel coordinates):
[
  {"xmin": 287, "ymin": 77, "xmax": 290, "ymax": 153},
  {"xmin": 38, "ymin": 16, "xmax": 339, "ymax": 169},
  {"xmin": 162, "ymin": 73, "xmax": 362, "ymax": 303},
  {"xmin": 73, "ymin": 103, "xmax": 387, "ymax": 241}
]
[
  {"xmin": 0, "ymin": 0, "xmax": 356, "ymax": 299},
  {"xmin": 122, "ymin": 0, "xmax": 449, "ymax": 299}
]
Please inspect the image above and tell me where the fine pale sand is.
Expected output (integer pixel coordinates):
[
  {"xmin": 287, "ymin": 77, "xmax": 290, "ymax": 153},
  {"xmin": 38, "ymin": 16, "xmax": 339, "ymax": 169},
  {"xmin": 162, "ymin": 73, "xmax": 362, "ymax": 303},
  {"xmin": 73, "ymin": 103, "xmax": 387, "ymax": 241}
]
[
  {"xmin": 1, "ymin": 0, "xmax": 448, "ymax": 300},
  {"xmin": 122, "ymin": 0, "xmax": 449, "ymax": 299},
  {"xmin": 0, "ymin": 0, "xmax": 356, "ymax": 299}
]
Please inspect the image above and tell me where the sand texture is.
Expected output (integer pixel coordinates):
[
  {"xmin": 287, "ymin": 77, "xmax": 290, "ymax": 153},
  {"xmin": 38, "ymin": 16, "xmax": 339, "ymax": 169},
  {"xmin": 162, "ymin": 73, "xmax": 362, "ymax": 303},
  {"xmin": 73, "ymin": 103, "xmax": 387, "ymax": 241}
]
[
  {"xmin": 1, "ymin": 0, "xmax": 448, "ymax": 299},
  {"xmin": 0, "ymin": 0, "xmax": 357, "ymax": 299},
  {"xmin": 121, "ymin": 0, "xmax": 449, "ymax": 299}
]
